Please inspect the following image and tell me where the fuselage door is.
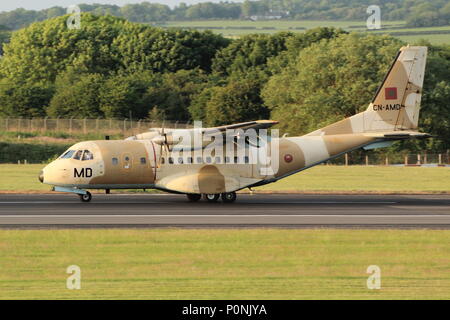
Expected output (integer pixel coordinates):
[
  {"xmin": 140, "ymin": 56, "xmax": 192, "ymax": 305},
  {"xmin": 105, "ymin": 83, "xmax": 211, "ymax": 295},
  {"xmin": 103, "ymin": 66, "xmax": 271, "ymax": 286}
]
[
  {"xmin": 122, "ymin": 154, "xmax": 132, "ymax": 171},
  {"xmin": 143, "ymin": 140, "xmax": 158, "ymax": 181}
]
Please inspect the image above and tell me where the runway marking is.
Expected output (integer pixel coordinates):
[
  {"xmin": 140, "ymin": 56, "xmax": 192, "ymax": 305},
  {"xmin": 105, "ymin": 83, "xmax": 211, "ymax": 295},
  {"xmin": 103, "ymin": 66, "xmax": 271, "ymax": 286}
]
[
  {"xmin": 0, "ymin": 201, "xmax": 173, "ymax": 204},
  {"xmin": 0, "ymin": 214, "xmax": 447, "ymax": 218},
  {"xmin": 0, "ymin": 201, "xmax": 398, "ymax": 204}
]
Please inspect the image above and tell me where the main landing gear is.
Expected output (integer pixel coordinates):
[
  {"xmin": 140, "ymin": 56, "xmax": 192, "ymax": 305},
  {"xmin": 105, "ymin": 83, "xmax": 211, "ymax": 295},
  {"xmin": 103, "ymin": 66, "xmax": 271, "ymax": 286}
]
[
  {"xmin": 187, "ymin": 194, "xmax": 202, "ymax": 202},
  {"xmin": 221, "ymin": 192, "xmax": 237, "ymax": 203},
  {"xmin": 186, "ymin": 192, "xmax": 237, "ymax": 203},
  {"xmin": 204, "ymin": 194, "xmax": 220, "ymax": 202}
]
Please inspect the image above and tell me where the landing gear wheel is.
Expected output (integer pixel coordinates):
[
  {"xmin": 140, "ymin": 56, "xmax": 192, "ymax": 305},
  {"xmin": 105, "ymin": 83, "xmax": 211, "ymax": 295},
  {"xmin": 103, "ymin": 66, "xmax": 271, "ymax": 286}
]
[
  {"xmin": 221, "ymin": 192, "xmax": 237, "ymax": 203},
  {"xmin": 186, "ymin": 194, "xmax": 202, "ymax": 202},
  {"xmin": 204, "ymin": 194, "xmax": 220, "ymax": 202},
  {"xmin": 79, "ymin": 191, "xmax": 92, "ymax": 203}
]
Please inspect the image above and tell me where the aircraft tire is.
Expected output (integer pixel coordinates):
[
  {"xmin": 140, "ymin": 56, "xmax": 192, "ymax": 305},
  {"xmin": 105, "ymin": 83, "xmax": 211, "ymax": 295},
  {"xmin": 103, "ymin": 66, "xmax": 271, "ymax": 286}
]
[
  {"xmin": 221, "ymin": 192, "xmax": 237, "ymax": 203},
  {"xmin": 79, "ymin": 191, "xmax": 92, "ymax": 203},
  {"xmin": 204, "ymin": 194, "xmax": 220, "ymax": 202},
  {"xmin": 186, "ymin": 193, "xmax": 202, "ymax": 202}
]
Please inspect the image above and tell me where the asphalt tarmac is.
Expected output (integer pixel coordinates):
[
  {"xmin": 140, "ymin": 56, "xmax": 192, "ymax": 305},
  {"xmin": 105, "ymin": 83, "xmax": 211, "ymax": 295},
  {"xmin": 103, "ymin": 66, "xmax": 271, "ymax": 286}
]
[{"xmin": 0, "ymin": 193, "xmax": 449, "ymax": 229}]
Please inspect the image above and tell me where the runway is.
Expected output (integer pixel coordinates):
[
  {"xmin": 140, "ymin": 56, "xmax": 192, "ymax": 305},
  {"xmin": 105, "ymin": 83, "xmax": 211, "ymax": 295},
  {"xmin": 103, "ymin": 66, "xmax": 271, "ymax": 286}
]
[{"xmin": 0, "ymin": 193, "xmax": 449, "ymax": 229}]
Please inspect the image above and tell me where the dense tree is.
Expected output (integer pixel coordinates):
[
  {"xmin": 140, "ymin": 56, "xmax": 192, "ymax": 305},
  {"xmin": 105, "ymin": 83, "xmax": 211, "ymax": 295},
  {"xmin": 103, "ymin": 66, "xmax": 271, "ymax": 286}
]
[
  {"xmin": 262, "ymin": 33, "xmax": 403, "ymax": 135},
  {"xmin": 404, "ymin": 1, "xmax": 450, "ymax": 27},
  {"xmin": 267, "ymin": 27, "xmax": 347, "ymax": 74},
  {"xmin": 145, "ymin": 69, "xmax": 210, "ymax": 121},
  {"xmin": 120, "ymin": 3, "xmax": 171, "ymax": 22},
  {"xmin": 46, "ymin": 71, "xmax": 105, "ymax": 118},
  {"xmin": 0, "ymin": 80, "xmax": 54, "ymax": 117},
  {"xmin": 201, "ymin": 29, "xmax": 346, "ymax": 125},
  {"xmin": 0, "ymin": 14, "xmax": 125, "ymax": 83},
  {"xmin": 98, "ymin": 71, "xmax": 158, "ymax": 119},
  {"xmin": 411, "ymin": 42, "xmax": 450, "ymax": 152},
  {"xmin": 203, "ymin": 75, "xmax": 269, "ymax": 126},
  {"xmin": 189, "ymin": 87, "xmax": 215, "ymax": 122},
  {"xmin": 0, "ymin": 14, "xmax": 229, "ymax": 84},
  {"xmin": 0, "ymin": 28, "xmax": 11, "ymax": 56},
  {"xmin": 212, "ymin": 32, "xmax": 293, "ymax": 77},
  {"xmin": 113, "ymin": 24, "xmax": 230, "ymax": 73}
]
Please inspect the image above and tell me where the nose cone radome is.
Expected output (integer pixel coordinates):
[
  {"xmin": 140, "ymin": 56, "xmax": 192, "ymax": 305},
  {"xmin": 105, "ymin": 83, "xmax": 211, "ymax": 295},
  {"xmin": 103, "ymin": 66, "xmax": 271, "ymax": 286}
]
[{"xmin": 38, "ymin": 170, "xmax": 44, "ymax": 183}]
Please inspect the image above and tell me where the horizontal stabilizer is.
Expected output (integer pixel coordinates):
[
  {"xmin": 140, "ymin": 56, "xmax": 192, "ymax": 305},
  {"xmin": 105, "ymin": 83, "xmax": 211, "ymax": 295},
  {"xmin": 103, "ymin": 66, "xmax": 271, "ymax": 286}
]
[{"xmin": 363, "ymin": 131, "xmax": 432, "ymax": 140}]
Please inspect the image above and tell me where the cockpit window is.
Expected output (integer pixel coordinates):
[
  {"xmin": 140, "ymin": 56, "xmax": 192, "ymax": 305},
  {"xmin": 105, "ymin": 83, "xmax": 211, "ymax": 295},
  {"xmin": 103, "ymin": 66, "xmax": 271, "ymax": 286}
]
[
  {"xmin": 82, "ymin": 150, "xmax": 94, "ymax": 161},
  {"xmin": 73, "ymin": 150, "xmax": 83, "ymax": 160},
  {"xmin": 60, "ymin": 150, "xmax": 75, "ymax": 159}
]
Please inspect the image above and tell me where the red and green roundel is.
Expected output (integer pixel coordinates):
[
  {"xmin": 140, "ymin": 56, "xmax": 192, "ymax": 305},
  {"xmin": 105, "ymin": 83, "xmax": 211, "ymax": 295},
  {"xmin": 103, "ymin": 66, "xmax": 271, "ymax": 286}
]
[
  {"xmin": 284, "ymin": 154, "xmax": 293, "ymax": 163},
  {"xmin": 385, "ymin": 87, "xmax": 398, "ymax": 100}
]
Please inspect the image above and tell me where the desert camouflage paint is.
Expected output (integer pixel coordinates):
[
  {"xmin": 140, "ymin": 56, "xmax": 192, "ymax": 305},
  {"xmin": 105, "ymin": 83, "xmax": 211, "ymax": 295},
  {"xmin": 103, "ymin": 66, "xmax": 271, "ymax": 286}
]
[{"xmin": 41, "ymin": 46, "xmax": 430, "ymax": 195}]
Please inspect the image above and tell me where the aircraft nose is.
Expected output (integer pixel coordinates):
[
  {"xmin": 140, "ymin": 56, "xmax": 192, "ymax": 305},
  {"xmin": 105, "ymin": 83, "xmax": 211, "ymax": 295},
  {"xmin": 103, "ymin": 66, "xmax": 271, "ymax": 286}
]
[{"xmin": 38, "ymin": 170, "xmax": 44, "ymax": 183}]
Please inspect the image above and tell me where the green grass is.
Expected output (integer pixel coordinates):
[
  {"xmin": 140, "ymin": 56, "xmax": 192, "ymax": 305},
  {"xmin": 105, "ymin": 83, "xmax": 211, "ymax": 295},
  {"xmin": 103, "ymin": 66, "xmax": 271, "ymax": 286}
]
[
  {"xmin": 1, "ymin": 228, "xmax": 450, "ymax": 299},
  {"xmin": 0, "ymin": 164, "xmax": 49, "ymax": 192},
  {"xmin": 395, "ymin": 34, "xmax": 450, "ymax": 44},
  {"xmin": 257, "ymin": 166, "xmax": 450, "ymax": 193},
  {"xmin": 160, "ymin": 20, "xmax": 450, "ymax": 44},
  {"xmin": 1, "ymin": 164, "xmax": 448, "ymax": 193},
  {"xmin": 163, "ymin": 19, "xmax": 405, "ymax": 29}
]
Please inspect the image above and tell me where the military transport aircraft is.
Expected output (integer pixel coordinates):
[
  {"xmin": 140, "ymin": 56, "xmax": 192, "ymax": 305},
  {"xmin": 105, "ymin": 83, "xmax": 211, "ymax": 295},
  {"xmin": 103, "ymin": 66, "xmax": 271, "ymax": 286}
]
[{"xmin": 39, "ymin": 46, "xmax": 430, "ymax": 203}]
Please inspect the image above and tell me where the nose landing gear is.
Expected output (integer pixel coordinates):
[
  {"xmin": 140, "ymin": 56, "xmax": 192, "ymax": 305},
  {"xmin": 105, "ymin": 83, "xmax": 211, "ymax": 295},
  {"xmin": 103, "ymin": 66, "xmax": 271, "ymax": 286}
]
[
  {"xmin": 79, "ymin": 191, "xmax": 92, "ymax": 203},
  {"xmin": 53, "ymin": 186, "xmax": 92, "ymax": 202}
]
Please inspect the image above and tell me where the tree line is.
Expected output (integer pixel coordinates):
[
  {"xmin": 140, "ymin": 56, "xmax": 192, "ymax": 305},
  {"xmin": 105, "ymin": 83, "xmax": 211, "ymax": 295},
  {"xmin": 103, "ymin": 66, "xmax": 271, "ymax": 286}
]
[
  {"xmin": 0, "ymin": 0, "xmax": 449, "ymax": 30},
  {"xmin": 0, "ymin": 14, "xmax": 448, "ymax": 153}
]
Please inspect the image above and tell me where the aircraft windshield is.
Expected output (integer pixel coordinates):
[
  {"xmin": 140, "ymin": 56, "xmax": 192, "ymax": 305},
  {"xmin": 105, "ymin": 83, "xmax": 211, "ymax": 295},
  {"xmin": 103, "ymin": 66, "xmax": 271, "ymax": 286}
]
[
  {"xmin": 73, "ymin": 150, "xmax": 83, "ymax": 160},
  {"xmin": 60, "ymin": 150, "xmax": 75, "ymax": 159},
  {"xmin": 82, "ymin": 150, "xmax": 94, "ymax": 161}
]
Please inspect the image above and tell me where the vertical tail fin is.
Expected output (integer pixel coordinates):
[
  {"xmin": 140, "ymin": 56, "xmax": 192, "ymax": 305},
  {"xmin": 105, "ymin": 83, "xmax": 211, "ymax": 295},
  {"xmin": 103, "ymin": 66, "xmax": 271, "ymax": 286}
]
[
  {"xmin": 308, "ymin": 46, "xmax": 428, "ymax": 136},
  {"xmin": 364, "ymin": 46, "xmax": 428, "ymax": 132}
]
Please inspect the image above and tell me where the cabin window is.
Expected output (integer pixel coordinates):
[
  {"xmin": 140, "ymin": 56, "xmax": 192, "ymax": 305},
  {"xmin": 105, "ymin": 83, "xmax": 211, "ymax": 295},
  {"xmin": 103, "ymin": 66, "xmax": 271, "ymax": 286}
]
[
  {"xmin": 60, "ymin": 150, "xmax": 75, "ymax": 159},
  {"xmin": 215, "ymin": 157, "xmax": 221, "ymax": 164},
  {"xmin": 112, "ymin": 157, "xmax": 118, "ymax": 165},
  {"xmin": 196, "ymin": 157, "xmax": 203, "ymax": 164},
  {"xmin": 168, "ymin": 157, "xmax": 174, "ymax": 164},
  {"xmin": 73, "ymin": 150, "xmax": 83, "ymax": 160},
  {"xmin": 140, "ymin": 157, "xmax": 146, "ymax": 165},
  {"xmin": 82, "ymin": 150, "xmax": 94, "ymax": 161}
]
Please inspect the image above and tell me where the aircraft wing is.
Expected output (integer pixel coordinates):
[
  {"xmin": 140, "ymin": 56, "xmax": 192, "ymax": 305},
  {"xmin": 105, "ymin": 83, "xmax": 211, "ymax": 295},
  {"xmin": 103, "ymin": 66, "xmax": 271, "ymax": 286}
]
[
  {"xmin": 203, "ymin": 120, "xmax": 279, "ymax": 135},
  {"xmin": 126, "ymin": 120, "xmax": 278, "ymax": 145},
  {"xmin": 130, "ymin": 120, "xmax": 279, "ymax": 146}
]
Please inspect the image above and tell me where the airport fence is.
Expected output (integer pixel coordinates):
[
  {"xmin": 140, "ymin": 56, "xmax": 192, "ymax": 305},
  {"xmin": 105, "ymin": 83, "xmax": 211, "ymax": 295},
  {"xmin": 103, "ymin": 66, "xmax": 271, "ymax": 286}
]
[
  {"xmin": 326, "ymin": 152, "xmax": 450, "ymax": 166},
  {"xmin": 0, "ymin": 117, "xmax": 192, "ymax": 137}
]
